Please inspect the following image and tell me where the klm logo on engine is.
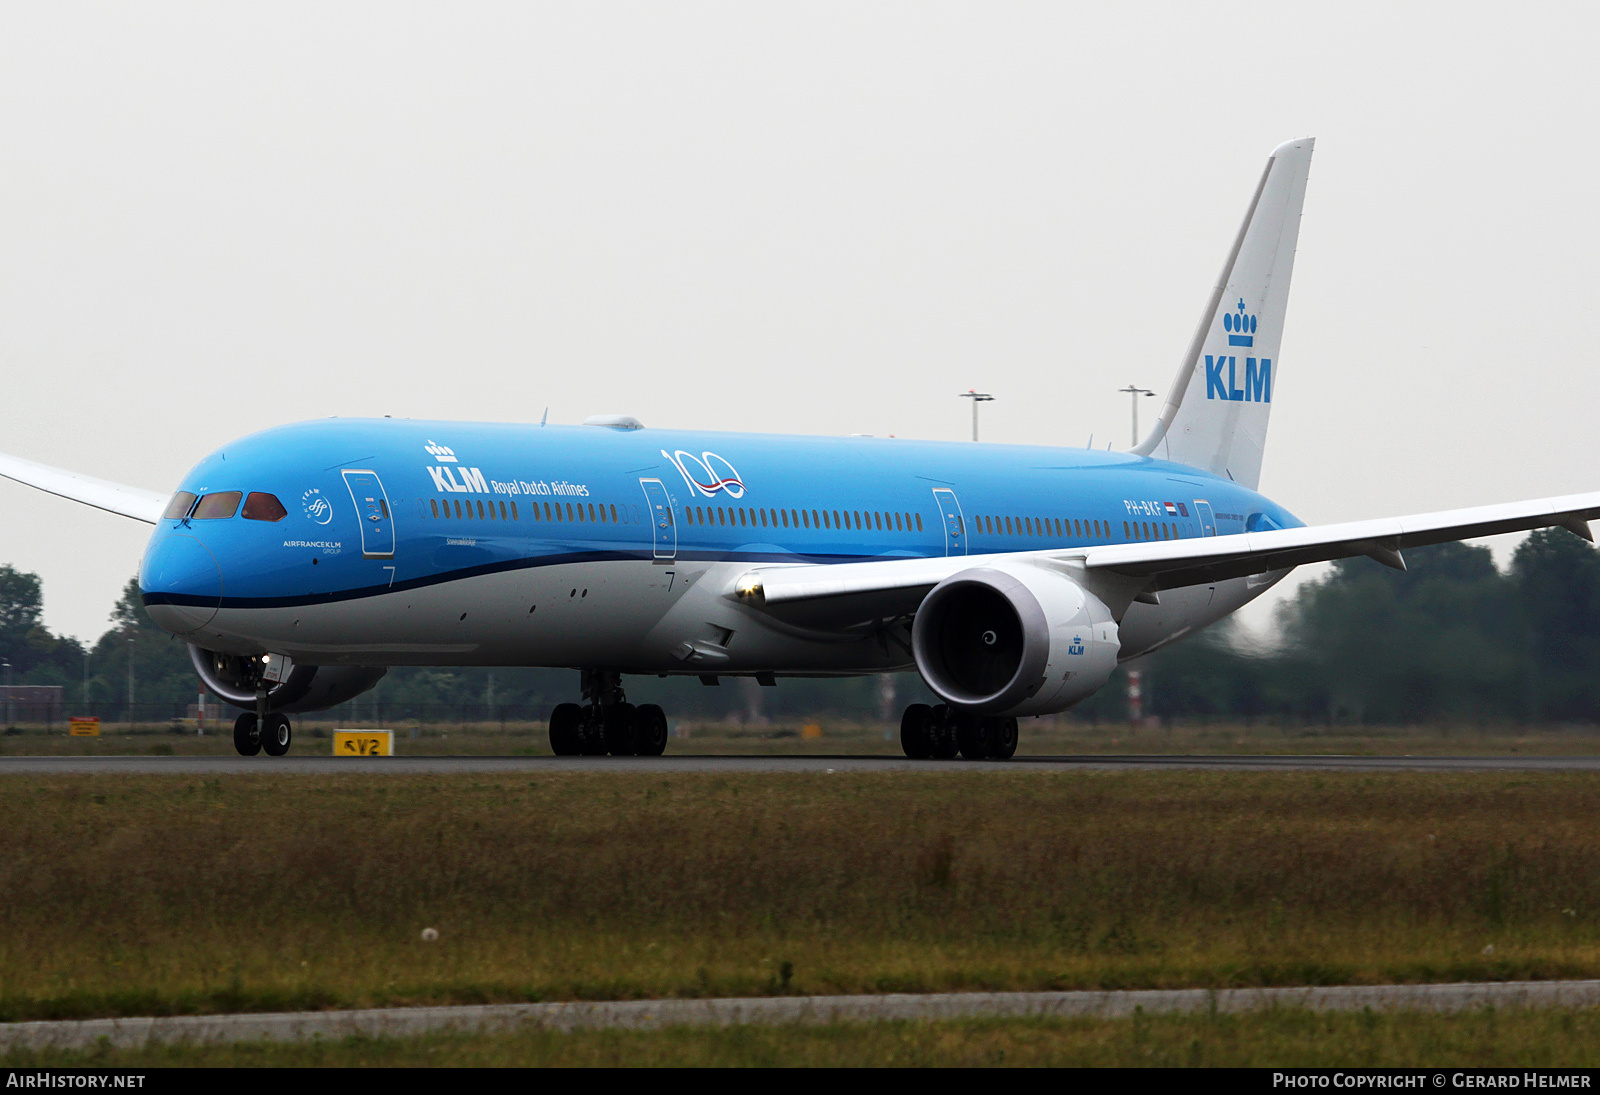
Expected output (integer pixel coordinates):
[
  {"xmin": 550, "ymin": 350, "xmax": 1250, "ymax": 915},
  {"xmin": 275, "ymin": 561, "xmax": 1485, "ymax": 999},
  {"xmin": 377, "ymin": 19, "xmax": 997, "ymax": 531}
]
[{"xmin": 1205, "ymin": 299, "xmax": 1271, "ymax": 403}]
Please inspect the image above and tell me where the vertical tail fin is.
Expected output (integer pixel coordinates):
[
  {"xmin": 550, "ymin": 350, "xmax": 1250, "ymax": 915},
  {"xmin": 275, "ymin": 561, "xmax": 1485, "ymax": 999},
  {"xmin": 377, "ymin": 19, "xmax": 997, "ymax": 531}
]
[{"xmin": 1131, "ymin": 137, "xmax": 1314, "ymax": 489}]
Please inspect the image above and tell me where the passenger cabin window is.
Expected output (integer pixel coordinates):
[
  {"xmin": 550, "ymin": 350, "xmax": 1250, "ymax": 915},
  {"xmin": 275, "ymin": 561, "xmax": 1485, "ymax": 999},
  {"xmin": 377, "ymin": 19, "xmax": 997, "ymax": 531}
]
[
  {"xmin": 192, "ymin": 492, "xmax": 242, "ymax": 520},
  {"xmin": 242, "ymin": 493, "xmax": 287, "ymax": 522},
  {"xmin": 163, "ymin": 492, "xmax": 197, "ymax": 520}
]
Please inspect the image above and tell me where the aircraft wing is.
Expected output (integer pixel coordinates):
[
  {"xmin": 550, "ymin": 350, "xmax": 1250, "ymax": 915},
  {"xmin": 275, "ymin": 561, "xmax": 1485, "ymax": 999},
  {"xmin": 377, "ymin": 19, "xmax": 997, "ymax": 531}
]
[
  {"xmin": 0, "ymin": 450, "xmax": 168, "ymax": 524},
  {"xmin": 737, "ymin": 491, "xmax": 1600, "ymax": 623}
]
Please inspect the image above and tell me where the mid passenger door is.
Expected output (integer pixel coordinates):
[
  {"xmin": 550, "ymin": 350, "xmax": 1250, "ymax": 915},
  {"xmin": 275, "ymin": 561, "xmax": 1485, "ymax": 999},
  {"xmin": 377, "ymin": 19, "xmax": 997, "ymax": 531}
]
[
  {"xmin": 639, "ymin": 478, "xmax": 676, "ymax": 562},
  {"xmin": 932, "ymin": 488, "xmax": 967, "ymax": 556},
  {"xmin": 343, "ymin": 470, "xmax": 396, "ymax": 558}
]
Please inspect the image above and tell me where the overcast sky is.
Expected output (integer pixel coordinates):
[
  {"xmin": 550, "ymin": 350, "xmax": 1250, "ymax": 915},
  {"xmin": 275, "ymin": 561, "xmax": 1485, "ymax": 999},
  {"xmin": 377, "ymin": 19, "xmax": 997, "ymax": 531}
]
[{"xmin": 1, "ymin": 2, "xmax": 1595, "ymax": 642}]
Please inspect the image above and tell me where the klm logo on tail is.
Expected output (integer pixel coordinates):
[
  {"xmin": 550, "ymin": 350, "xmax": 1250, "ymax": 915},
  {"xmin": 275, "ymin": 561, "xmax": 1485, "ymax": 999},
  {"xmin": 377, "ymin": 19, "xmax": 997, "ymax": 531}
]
[{"xmin": 1205, "ymin": 300, "xmax": 1271, "ymax": 403}]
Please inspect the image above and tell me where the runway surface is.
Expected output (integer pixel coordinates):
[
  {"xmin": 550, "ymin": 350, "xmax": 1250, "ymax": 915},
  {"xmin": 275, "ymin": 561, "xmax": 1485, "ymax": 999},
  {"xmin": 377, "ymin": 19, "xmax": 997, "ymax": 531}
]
[
  {"xmin": 4, "ymin": 980, "xmax": 1598, "ymax": 1049},
  {"xmin": 3, "ymin": 753, "xmax": 1600, "ymax": 774}
]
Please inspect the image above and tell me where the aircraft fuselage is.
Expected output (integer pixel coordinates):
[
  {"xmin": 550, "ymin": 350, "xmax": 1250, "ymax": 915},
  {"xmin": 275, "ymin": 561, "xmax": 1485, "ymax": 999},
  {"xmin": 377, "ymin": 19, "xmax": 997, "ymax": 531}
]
[{"xmin": 139, "ymin": 417, "xmax": 1300, "ymax": 675}]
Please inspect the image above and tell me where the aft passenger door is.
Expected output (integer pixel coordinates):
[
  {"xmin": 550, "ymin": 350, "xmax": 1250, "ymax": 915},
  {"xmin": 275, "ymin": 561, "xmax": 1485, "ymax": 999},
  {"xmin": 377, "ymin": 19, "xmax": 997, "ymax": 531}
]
[
  {"xmin": 343, "ymin": 470, "xmax": 396, "ymax": 558},
  {"xmin": 1193, "ymin": 499, "xmax": 1217, "ymax": 537},
  {"xmin": 639, "ymin": 478, "xmax": 676, "ymax": 562},
  {"xmin": 932, "ymin": 488, "xmax": 967, "ymax": 556}
]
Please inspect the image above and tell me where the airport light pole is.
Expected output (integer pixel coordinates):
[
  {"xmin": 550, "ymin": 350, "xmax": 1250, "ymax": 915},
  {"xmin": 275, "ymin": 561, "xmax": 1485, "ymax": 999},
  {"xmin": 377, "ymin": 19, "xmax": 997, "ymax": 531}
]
[
  {"xmin": 2, "ymin": 660, "xmax": 11, "ymax": 728},
  {"xmin": 1119, "ymin": 385, "xmax": 1156, "ymax": 447},
  {"xmin": 959, "ymin": 390, "xmax": 994, "ymax": 441}
]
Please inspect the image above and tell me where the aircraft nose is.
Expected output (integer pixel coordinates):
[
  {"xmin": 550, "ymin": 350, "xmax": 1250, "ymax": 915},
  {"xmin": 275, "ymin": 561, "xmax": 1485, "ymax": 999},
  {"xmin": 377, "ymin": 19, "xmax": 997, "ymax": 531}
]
[{"xmin": 140, "ymin": 532, "xmax": 223, "ymax": 633}]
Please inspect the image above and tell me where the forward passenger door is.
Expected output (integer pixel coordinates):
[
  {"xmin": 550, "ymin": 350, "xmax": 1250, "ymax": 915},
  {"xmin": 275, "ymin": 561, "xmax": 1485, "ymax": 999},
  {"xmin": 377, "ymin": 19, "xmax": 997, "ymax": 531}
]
[{"xmin": 342, "ymin": 470, "xmax": 395, "ymax": 558}]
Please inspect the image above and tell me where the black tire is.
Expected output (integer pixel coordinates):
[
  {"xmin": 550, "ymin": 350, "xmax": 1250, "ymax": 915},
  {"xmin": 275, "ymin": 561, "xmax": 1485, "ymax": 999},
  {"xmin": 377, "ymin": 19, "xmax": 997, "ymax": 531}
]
[
  {"xmin": 578, "ymin": 704, "xmax": 607, "ymax": 756},
  {"xmin": 232, "ymin": 712, "xmax": 261, "ymax": 757},
  {"xmin": 928, "ymin": 704, "xmax": 960, "ymax": 759},
  {"xmin": 635, "ymin": 704, "xmax": 669, "ymax": 757},
  {"xmin": 955, "ymin": 712, "xmax": 988, "ymax": 760},
  {"xmin": 900, "ymin": 703, "xmax": 934, "ymax": 759},
  {"xmin": 987, "ymin": 716, "xmax": 1018, "ymax": 760},
  {"xmin": 549, "ymin": 702, "xmax": 583, "ymax": 755},
  {"xmin": 262, "ymin": 713, "xmax": 292, "ymax": 757},
  {"xmin": 603, "ymin": 703, "xmax": 640, "ymax": 756}
]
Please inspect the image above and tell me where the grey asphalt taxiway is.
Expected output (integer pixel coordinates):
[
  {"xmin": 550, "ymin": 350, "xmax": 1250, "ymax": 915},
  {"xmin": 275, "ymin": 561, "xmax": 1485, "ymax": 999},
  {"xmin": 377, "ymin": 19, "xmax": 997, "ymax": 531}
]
[
  {"xmin": 4, "ymin": 980, "xmax": 1599, "ymax": 1050},
  {"xmin": 4, "ymin": 752, "xmax": 1600, "ymax": 774}
]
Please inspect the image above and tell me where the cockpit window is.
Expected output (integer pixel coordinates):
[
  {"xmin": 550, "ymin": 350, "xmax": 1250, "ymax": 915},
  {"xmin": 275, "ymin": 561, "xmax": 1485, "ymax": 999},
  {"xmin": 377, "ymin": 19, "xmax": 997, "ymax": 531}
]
[
  {"xmin": 163, "ymin": 492, "xmax": 198, "ymax": 520},
  {"xmin": 192, "ymin": 492, "xmax": 242, "ymax": 519},
  {"xmin": 242, "ymin": 492, "xmax": 288, "ymax": 522}
]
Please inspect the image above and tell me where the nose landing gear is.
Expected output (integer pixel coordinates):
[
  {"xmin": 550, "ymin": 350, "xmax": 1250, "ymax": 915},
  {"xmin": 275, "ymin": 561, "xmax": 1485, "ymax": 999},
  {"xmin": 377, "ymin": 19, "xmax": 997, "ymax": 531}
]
[
  {"xmin": 549, "ymin": 670, "xmax": 671, "ymax": 758},
  {"xmin": 900, "ymin": 703, "xmax": 1017, "ymax": 760}
]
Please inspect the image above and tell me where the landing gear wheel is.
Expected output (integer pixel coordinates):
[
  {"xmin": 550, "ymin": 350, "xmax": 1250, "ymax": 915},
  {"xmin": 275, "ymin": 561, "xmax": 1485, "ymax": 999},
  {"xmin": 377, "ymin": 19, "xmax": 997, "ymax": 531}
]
[
  {"xmin": 900, "ymin": 703, "xmax": 934, "ymax": 759},
  {"xmin": 603, "ymin": 702, "xmax": 640, "ymax": 756},
  {"xmin": 549, "ymin": 702, "xmax": 584, "ymax": 756},
  {"xmin": 261, "ymin": 713, "xmax": 292, "ymax": 757},
  {"xmin": 634, "ymin": 704, "xmax": 669, "ymax": 757},
  {"xmin": 987, "ymin": 717, "xmax": 1018, "ymax": 760},
  {"xmin": 928, "ymin": 704, "xmax": 960, "ymax": 759},
  {"xmin": 956, "ymin": 712, "xmax": 989, "ymax": 760},
  {"xmin": 232, "ymin": 712, "xmax": 261, "ymax": 757},
  {"xmin": 577, "ymin": 704, "xmax": 607, "ymax": 756}
]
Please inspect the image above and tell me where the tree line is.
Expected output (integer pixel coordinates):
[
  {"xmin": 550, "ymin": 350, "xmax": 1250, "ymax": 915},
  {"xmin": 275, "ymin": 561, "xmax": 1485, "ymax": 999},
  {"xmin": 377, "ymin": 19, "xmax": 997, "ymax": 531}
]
[
  {"xmin": 1, "ymin": 525, "xmax": 1596, "ymax": 725},
  {"xmin": 1106, "ymin": 527, "xmax": 1600, "ymax": 726}
]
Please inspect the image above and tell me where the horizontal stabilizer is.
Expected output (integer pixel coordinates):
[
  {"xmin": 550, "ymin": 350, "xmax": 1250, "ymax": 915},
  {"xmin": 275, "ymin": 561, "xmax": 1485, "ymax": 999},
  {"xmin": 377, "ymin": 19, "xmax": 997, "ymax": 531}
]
[{"xmin": 0, "ymin": 451, "xmax": 167, "ymax": 524}]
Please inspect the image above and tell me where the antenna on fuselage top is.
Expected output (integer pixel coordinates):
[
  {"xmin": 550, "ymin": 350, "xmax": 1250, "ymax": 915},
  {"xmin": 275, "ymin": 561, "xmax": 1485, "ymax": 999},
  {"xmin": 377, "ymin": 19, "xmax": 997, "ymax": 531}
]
[{"xmin": 540, "ymin": 407, "xmax": 548, "ymax": 427}]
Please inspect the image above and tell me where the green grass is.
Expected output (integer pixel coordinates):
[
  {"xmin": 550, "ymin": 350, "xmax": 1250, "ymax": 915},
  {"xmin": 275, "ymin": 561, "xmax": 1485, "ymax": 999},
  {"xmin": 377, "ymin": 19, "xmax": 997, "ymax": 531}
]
[
  {"xmin": 11, "ymin": 1008, "xmax": 1600, "ymax": 1067},
  {"xmin": 1, "ymin": 770, "xmax": 1600, "ymax": 1022}
]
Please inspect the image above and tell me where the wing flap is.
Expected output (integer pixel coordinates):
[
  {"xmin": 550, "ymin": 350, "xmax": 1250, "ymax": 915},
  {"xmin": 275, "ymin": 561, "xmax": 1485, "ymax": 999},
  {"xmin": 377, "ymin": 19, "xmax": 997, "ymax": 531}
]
[{"xmin": 0, "ymin": 451, "xmax": 168, "ymax": 524}]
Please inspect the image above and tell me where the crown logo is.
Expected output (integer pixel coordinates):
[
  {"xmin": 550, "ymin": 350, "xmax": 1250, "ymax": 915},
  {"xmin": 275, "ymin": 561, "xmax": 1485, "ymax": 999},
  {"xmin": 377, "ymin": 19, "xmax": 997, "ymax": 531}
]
[
  {"xmin": 1223, "ymin": 299, "xmax": 1256, "ymax": 347},
  {"xmin": 424, "ymin": 440, "xmax": 458, "ymax": 463}
]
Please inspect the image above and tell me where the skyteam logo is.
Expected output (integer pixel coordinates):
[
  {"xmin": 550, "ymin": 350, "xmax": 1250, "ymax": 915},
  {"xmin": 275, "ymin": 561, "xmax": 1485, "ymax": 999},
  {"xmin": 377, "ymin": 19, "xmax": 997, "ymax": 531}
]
[
  {"xmin": 663, "ymin": 450, "xmax": 746, "ymax": 498},
  {"xmin": 424, "ymin": 440, "xmax": 458, "ymax": 463},
  {"xmin": 301, "ymin": 487, "xmax": 333, "ymax": 525},
  {"xmin": 1205, "ymin": 298, "xmax": 1271, "ymax": 403}
]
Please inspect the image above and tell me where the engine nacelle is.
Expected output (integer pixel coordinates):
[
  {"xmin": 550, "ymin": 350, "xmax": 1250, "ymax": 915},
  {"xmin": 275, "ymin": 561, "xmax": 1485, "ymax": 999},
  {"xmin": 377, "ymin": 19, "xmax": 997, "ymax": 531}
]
[
  {"xmin": 910, "ymin": 564, "xmax": 1120, "ymax": 716},
  {"xmin": 188, "ymin": 646, "xmax": 387, "ymax": 714}
]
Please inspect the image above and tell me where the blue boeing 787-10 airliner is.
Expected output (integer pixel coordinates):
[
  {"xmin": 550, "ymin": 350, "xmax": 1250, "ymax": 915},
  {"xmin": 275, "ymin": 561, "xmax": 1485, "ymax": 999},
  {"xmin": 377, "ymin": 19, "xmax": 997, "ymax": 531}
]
[{"xmin": 3, "ymin": 137, "xmax": 1596, "ymax": 759}]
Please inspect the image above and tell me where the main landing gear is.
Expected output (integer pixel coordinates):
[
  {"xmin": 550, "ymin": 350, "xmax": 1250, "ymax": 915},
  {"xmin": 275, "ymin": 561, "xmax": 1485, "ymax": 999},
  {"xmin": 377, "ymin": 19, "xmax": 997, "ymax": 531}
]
[
  {"xmin": 233, "ymin": 711, "xmax": 293, "ymax": 757},
  {"xmin": 549, "ymin": 669, "xmax": 669, "ymax": 757},
  {"xmin": 899, "ymin": 703, "xmax": 1017, "ymax": 761}
]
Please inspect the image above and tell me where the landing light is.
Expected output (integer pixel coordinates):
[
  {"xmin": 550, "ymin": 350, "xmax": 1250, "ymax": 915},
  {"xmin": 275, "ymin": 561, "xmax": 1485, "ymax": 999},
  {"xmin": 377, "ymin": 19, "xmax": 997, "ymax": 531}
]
[{"xmin": 734, "ymin": 575, "xmax": 764, "ymax": 600}]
